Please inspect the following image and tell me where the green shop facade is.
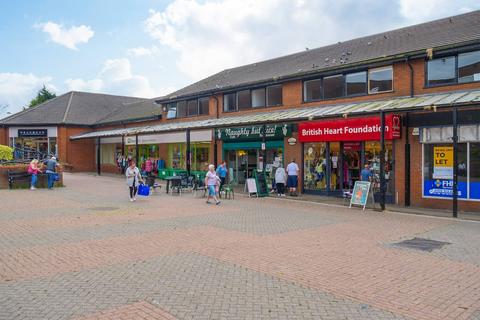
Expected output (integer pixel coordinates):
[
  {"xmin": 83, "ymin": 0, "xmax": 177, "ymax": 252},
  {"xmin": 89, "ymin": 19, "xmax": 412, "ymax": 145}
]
[{"xmin": 216, "ymin": 124, "xmax": 291, "ymax": 185}]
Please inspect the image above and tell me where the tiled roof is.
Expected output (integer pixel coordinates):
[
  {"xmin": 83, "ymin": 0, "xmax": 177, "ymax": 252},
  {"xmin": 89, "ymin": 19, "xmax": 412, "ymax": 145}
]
[
  {"xmin": 70, "ymin": 89, "xmax": 480, "ymax": 140},
  {"xmin": 158, "ymin": 10, "xmax": 480, "ymax": 101},
  {"xmin": 94, "ymin": 99, "xmax": 162, "ymax": 125},
  {"xmin": 0, "ymin": 91, "xmax": 146, "ymax": 126}
]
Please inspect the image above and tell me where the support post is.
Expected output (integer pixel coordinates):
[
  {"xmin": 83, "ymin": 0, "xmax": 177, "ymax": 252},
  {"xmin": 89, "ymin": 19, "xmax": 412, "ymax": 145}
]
[
  {"xmin": 405, "ymin": 113, "xmax": 411, "ymax": 206},
  {"xmin": 97, "ymin": 137, "xmax": 101, "ymax": 176},
  {"xmin": 121, "ymin": 135, "xmax": 125, "ymax": 156},
  {"xmin": 262, "ymin": 124, "xmax": 267, "ymax": 172},
  {"xmin": 452, "ymin": 107, "xmax": 458, "ymax": 218},
  {"xmin": 135, "ymin": 134, "xmax": 139, "ymax": 164},
  {"xmin": 186, "ymin": 129, "xmax": 191, "ymax": 176},
  {"xmin": 213, "ymin": 130, "xmax": 218, "ymax": 168},
  {"xmin": 380, "ymin": 111, "xmax": 386, "ymax": 211}
]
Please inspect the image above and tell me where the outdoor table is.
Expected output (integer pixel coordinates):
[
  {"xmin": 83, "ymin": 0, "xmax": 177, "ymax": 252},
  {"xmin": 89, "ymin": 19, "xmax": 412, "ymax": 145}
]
[{"xmin": 165, "ymin": 176, "xmax": 182, "ymax": 193}]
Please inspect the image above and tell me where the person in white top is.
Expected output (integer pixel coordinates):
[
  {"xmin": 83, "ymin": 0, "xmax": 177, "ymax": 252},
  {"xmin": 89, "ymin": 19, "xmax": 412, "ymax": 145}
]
[
  {"xmin": 274, "ymin": 166, "xmax": 287, "ymax": 197},
  {"xmin": 286, "ymin": 159, "xmax": 300, "ymax": 196},
  {"xmin": 204, "ymin": 164, "xmax": 221, "ymax": 205},
  {"xmin": 125, "ymin": 161, "xmax": 143, "ymax": 202}
]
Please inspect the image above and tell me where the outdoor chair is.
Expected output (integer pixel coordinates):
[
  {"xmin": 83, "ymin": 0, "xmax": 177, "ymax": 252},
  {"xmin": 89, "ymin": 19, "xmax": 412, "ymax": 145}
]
[
  {"xmin": 220, "ymin": 180, "xmax": 235, "ymax": 199},
  {"xmin": 193, "ymin": 179, "xmax": 207, "ymax": 198}
]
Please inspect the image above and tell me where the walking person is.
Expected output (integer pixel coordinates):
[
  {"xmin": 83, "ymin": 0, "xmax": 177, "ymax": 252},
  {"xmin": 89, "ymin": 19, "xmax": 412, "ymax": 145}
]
[
  {"xmin": 216, "ymin": 161, "xmax": 227, "ymax": 191},
  {"xmin": 145, "ymin": 157, "xmax": 154, "ymax": 177},
  {"xmin": 44, "ymin": 156, "xmax": 58, "ymax": 190},
  {"xmin": 205, "ymin": 164, "xmax": 221, "ymax": 205},
  {"xmin": 28, "ymin": 159, "xmax": 42, "ymax": 190},
  {"xmin": 286, "ymin": 159, "xmax": 300, "ymax": 196},
  {"xmin": 275, "ymin": 165, "xmax": 287, "ymax": 197},
  {"xmin": 126, "ymin": 161, "xmax": 143, "ymax": 202},
  {"xmin": 360, "ymin": 164, "xmax": 373, "ymax": 182}
]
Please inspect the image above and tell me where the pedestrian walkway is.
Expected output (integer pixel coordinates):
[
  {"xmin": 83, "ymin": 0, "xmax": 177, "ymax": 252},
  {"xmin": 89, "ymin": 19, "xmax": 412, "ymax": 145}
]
[{"xmin": 0, "ymin": 173, "xmax": 479, "ymax": 320}]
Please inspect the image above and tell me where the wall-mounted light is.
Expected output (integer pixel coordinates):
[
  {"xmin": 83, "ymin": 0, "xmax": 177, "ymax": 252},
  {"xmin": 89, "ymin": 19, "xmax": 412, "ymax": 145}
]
[{"xmin": 342, "ymin": 113, "xmax": 348, "ymax": 119}]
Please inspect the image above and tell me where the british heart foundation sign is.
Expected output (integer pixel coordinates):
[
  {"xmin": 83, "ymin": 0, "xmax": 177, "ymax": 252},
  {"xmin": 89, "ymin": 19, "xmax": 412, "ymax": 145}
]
[{"xmin": 299, "ymin": 114, "xmax": 401, "ymax": 142}]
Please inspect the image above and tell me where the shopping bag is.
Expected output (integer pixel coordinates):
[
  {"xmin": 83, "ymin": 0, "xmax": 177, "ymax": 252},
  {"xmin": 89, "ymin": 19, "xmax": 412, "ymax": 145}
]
[{"xmin": 137, "ymin": 184, "xmax": 150, "ymax": 196}]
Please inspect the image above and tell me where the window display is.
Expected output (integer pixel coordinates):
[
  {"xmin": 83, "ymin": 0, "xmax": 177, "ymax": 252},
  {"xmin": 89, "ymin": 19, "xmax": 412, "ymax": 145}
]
[
  {"xmin": 364, "ymin": 141, "xmax": 394, "ymax": 195},
  {"xmin": 303, "ymin": 143, "xmax": 327, "ymax": 191}
]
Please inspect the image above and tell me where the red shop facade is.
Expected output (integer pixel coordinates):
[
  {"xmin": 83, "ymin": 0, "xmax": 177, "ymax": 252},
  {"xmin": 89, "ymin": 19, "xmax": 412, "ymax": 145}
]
[{"xmin": 299, "ymin": 115, "xmax": 401, "ymax": 203}]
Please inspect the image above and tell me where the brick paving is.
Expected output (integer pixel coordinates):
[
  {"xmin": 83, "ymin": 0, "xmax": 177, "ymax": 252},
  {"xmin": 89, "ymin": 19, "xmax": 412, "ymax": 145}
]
[{"xmin": 0, "ymin": 173, "xmax": 479, "ymax": 320}]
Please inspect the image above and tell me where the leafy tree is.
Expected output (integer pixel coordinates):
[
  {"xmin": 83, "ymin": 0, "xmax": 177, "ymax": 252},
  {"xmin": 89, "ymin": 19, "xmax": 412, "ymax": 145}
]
[{"xmin": 27, "ymin": 85, "xmax": 56, "ymax": 108}]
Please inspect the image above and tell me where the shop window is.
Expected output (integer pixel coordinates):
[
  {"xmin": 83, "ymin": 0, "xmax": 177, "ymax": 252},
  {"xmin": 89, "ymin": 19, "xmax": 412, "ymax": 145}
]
[
  {"xmin": 303, "ymin": 143, "xmax": 327, "ymax": 191},
  {"xmin": 426, "ymin": 57, "xmax": 456, "ymax": 86},
  {"xmin": 192, "ymin": 143, "xmax": 210, "ymax": 171},
  {"xmin": 364, "ymin": 141, "xmax": 394, "ymax": 195},
  {"xmin": 304, "ymin": 79, "xmax": 322, "ymax": 101},
  {"xmin": 470, "ymin": 143, "xmax": 480, "ymax": 199},
  {"xmin": 223, "ymin": 93, "xmax": 237, "ymax": 112},
  {"xmin": 187, "ymin": 99, "xmax": 198, "ymax": 116},
  {"xmin": 177, "ymin": 101, "xmax": 187, "ymax": 118},
  {"xmin": 251, "ymin": 88, "xmax": 265, "ymax": 108},
  {"xmin": 368, "ymin": 66, "xmax": 393, "ymax": 93},
  {"xmin": 237, "ymin": 90, "xmax": 251, "ymax": 110},
  {"xmin": 346, "ymin": 71, "xmax": 367, "ymax": 96},
  {"xmin": 266, "ymin": 85, "xmax": 282, "ymax": 106},
  {"xmin": 458, "ymin": 50, "xmax": 480, "ymax": 83},
  {"xmin": 198, "ymin": 97, "xmax": 209, "ymax": 115},
  {"xmin": 423, "ymin": 143, "xmax": 468, "ymax": 199},
  {"xmin": 166, "ymin": 103, "xmax": 177, "ymax": 119},
  {"xmin": 323, "ymin": 74, "xmax": 345, "ymax": 99},
  {"xmin": 100, "ymin": 144, "xmax": 116, "ymax": 165},
  {"xmin": 168, "ymin": 143, "xmax": 185, "ymax": 169}
]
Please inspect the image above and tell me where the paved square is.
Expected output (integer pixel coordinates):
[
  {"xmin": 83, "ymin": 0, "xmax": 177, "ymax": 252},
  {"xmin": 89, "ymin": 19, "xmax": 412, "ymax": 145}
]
[{"xmin": 0, "ymin": 173, "xmax": 479, "ymax": 320}]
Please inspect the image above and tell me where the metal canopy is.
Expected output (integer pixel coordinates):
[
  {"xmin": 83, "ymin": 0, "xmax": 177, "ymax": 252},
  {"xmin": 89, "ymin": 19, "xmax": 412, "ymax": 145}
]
[{"xmin": 70, "ymin": 90, "xmax": 480, "ymax": 141}]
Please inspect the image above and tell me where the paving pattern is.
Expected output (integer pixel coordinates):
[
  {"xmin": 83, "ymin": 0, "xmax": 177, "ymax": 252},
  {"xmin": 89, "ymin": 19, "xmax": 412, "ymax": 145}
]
[{"xmin": 0, "ymin": 173, "xmax": 479, "ymax": 320}]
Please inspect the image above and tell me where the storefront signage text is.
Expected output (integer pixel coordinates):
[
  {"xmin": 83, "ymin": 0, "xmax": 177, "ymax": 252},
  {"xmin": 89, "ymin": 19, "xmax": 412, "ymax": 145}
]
[
  {"xmin": 424, "ymin": 179, "xmax": 467, "ymax": 199},
  {"xmin": 298, "ymin": 115, "xmax": 401, "ymax": 142},
  {"xmin": 18, "ymin": 129, "xmax": 48, "ymax": 137},
  {"xmin": 432, "ymin": 146, "xmax": 453, "ymax": 179},
  {"xmin": 217, "ymin": 124, "xmax": 291, "ymax": 141}
]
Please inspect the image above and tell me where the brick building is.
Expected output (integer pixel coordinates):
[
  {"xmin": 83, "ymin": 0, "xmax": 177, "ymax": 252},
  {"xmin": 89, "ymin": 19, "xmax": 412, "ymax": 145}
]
[{"xmin": 2, "ymin": 10, "xmax": 480, "ymax": 212}]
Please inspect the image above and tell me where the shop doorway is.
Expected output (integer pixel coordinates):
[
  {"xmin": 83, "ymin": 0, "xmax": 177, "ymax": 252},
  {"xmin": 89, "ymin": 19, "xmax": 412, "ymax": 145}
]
[{"xmin": 227, "ymin": 149, "xmax": 258, "ymax": 184}]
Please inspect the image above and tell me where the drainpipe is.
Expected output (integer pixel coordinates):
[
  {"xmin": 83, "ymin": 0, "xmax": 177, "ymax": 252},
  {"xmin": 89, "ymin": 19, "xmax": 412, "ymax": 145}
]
[
  {"xmin": 212, "ymin": 95, "xmax": 219, "ymax": 167},
  {"xmin": 97, "ymin": 137, "xmax": 101, "ymax": 176},
  {"xmin": 406, "ymin": 56, "xmax": 414, "ymax": 98},
  {"xmin": 404, "ymin": 112, "xmax": 411, "ymax": 207}
]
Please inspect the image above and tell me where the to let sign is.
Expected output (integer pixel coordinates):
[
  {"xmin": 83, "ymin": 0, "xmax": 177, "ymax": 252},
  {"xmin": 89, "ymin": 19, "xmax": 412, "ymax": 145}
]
[
  {"xmin": 298, "ymin": 115, "xmax": 401, "ymax": 142},
  {"xmin": 433, "ymin": 146, "xmax": 453, "ymax": 179}
]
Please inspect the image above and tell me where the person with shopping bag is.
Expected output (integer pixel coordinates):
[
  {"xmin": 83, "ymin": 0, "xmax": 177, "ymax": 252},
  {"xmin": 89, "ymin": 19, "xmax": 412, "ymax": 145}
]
[{"xmin": 125, "ymin": 161, "xmax": 143, "ymax": 202}]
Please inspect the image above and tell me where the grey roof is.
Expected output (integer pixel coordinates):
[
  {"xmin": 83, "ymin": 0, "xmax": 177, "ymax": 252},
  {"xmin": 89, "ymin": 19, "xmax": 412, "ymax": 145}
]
[
  {"xmin": 94, "ymin": 99, "xmax": 162, "ymax": 125},
  {"xmin": 70, "ymin": 89, "xmax": 480, "ymax": 140},
  {"xmin": 159, "ymin": 10, "xmax": 480, "ymax": 101},
  {"xmin": 0, "ymin": 91, "xmax": 146, "ymax": 126}
]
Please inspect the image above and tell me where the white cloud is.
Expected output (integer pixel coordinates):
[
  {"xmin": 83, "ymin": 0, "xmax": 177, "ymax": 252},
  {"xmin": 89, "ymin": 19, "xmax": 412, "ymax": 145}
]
[
  {"xmin": 144, "ymin": 0, "xmax": 480, "ymax": 81},
  {"xmin": 399, "ymin": 0, "xmax": 476, "ymax": 23},
  {"xmin": 36, "ymin": 21, "xmax": 94, "ymax": 50},
  {"xmin": 65, "ymin": 58, "xmax": 159, "ymax": 98},
  {"xmin": 0, "ymin": 73, "xmax": 56, "ymax": 118},
  {"xmin": 127, "ymin": 46, "xmax": 159, "ymax": 57}
]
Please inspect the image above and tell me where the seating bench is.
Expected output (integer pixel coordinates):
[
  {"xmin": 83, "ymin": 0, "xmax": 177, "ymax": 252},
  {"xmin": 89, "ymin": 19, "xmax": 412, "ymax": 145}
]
[{"xmin": 7, "ymin": 171, "xmax": 31, "ymax": 189}]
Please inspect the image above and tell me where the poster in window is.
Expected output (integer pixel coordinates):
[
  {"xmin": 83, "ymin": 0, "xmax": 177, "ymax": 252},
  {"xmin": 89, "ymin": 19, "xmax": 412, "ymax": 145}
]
[
  {"xmin": 432, "ymin": 146, "xmax": 453, "ymax": 179},
  {"xmin": 423, "ymin": 179, "xmax": 467, "ymax": 199}
]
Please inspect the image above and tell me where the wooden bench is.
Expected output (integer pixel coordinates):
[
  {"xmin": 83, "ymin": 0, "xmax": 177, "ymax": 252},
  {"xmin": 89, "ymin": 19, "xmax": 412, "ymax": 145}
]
[{"xmin": 7, "ymin": 171, "xmax": 31, "ymax": 189}]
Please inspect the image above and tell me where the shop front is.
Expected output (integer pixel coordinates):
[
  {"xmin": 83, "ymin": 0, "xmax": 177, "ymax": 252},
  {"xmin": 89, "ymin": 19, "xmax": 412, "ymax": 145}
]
[
  {"xmin": 125, "ymin": 130, "xmax": 212, "ymax": 178},
  {"xmin": 217, "ymin": 124, "xmax": 291, "ymax": 184},
  {"xmin": 299, "ymin": 115, "xmax": 401, "ymax": 202},
  {"xmin": 9, "ymin": 127, "xmax": 57, "ymax": 158},
  {"xmin": 421, "ymin": 125, "xmax": 480, "ymax": 202}
]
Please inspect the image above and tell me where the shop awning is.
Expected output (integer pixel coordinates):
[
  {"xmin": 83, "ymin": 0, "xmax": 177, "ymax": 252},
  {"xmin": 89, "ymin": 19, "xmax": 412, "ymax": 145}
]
[{"xmin": 70, "ymin": 89, "xmax": 480, "ymax": 141}]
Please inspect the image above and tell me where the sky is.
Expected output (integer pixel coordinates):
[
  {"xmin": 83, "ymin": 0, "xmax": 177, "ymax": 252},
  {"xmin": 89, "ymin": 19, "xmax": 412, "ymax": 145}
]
[{"xmin": 1, "ymin": 0, "xmax": 479, "ymax": 118}]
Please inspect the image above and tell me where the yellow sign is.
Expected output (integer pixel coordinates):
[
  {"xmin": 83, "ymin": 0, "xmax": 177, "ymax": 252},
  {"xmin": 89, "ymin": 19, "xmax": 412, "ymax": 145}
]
[
  {"xmin": 433, "ymin": 146, "xmax": 453, "ymax": 179},
  {"xmin": 434, "ymin": 147, "xmax": 453, "ymax": 167}
]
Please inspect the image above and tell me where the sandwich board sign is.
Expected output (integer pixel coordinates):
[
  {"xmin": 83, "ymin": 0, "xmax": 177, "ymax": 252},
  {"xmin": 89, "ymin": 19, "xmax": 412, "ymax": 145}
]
[
  {"xmin": 245, "ymin": 178, "xmax": 258, "ymax": 197},
  {"xmin": 349, "ymin": 181, "xmax": 371, "ymax": 210}
]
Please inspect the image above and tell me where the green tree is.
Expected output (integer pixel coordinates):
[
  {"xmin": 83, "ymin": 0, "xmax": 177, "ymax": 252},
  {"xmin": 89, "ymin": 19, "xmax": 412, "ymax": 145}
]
[{"xmin": 27, "ymin": 85, "xmax": 56, "ymax": 108}]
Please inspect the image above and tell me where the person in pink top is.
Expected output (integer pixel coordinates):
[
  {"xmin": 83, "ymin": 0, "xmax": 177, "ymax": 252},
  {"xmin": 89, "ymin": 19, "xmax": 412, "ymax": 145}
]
[
  {"xmin": 204, "ymin": 164, "xmax": 221, "ymax": 205},
  {"xmin": 144, "ymin": 157, "xmax": 154, "ymax": 176},
  {"xmin": 27, "ymin": 159, "xmax": 42, "ymax": 190}
]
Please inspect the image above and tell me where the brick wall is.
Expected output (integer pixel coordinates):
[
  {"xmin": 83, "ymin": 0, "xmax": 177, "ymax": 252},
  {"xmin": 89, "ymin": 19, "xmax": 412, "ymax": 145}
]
[
  {"xmin": 0, "ymin": 127, "xmax": 7, "ymax": 145},
  {"xmin": 59, "ymin": 127, "xmax": 96, "ymax": 172}
]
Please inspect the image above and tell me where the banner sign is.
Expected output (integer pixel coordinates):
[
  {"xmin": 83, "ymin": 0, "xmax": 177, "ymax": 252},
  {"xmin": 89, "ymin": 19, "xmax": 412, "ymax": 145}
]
[
  {"xmin": 423, "ymin": 179, "xmax": 467, "ymax": 199},
  {"xmin": 432, "ymin": 146, "xmax": 453, "ymax": 179},
  {"xmin": 349, "ymin": 181, "xmax": 371, "ymax": 210},
  {"xmin": 298, "ymin": 115, "xmax": 401, "ymax": 142},
  {"xmin": 217, "ymin": 124, "xmax": 291, "ymax": 141},
  {"xmin": 18, "ymin": 129, "xmax": 48, "ymax": 137}
]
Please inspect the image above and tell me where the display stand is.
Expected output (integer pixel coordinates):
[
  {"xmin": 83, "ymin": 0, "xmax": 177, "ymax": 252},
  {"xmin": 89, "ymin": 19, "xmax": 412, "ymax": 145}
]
[
  {"xmin": 349, "ymin": 181, "xmax": 374, "ymax": 211},
  {"xmin": 253, "ymin": 170, "xmax": 269, "ymax": 197},
  {"xmin": 245, "ymin": 178, "xmax": 258, "ymax": 197}
]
